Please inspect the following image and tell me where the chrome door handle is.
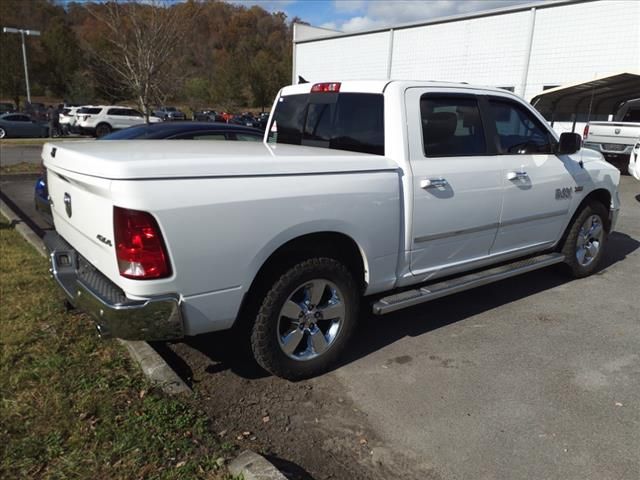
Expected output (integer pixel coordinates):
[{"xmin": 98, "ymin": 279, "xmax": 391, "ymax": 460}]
[
  {"xmin": 507, "ymin": 171, "xmax": 528, "ymax": 181},
  {"xmin": 420, "ymin": 178, "xmax": 449, "ymax": 189}
]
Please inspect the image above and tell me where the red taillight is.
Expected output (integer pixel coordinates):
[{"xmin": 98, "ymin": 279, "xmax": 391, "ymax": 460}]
[
  {"xmin": 583, "ymin": 124, "xmax": 589, "ymax": 140},
  {"xmin": 311, "ymin": 82, "xmax": 341, "ymax": 93},
  {"xmin": 113, "ymin": 206, "xmax": 171, "ymax": 279}
]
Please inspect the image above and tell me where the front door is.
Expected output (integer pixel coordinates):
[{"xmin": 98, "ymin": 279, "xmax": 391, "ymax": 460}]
[
  {"xmin": 406, "ymin": 88, "xmax": 504, "ymax": 277},
  {"xmin": 485, "ymin": 97, "xmax": 573, "ymax": 254}
]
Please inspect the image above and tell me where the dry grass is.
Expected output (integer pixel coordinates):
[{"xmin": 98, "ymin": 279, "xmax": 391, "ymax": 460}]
[{"xmin": 0, "ymin": 215, "xmax": 236, "ymax": 479}]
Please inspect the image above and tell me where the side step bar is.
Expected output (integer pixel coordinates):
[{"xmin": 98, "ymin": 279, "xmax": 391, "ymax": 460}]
[{"xmin": 373, "ymin": 253, "xmax": 565, "ymax": 315}]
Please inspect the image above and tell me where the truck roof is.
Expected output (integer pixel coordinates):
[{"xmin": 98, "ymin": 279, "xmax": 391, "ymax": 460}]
[{"xmin": 280, "ymin": 80, "xmax": 517, "ymax": 96}]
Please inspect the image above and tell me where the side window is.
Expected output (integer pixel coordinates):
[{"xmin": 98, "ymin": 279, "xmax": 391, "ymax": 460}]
[
  {"xmin": 488, "ymin": 99, "xmax": 554, "ymax": 154},
  {"xmin": 107, "ymin": 108, "xmax": 123, "ymax": 116},
  {"xmin": 621, "ymin": 107, "xmax": 640, "ymax": 122},
  {"xmin": 187, "ymin": 133, "xmax": 227, "ymax": 140},
  {"xmin": 330, "ymin": 93, "xmax": 384, "ymax": 155},
  {"xmin": 235, "ymin": 133, "xmax": 262, "ymax": 141},
  {"xmin": 420, "ymin": 96, "xmax": 486, "ymax": 156}
]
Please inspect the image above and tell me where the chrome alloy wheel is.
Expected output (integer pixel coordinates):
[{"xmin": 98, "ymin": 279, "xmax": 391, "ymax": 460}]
[
  {"xmin": 576, "ymin": 214, "xmax": 604, "ymax": 267},
  {"xmin": 277, "ymin": 279, "xmax": 345, "ymax": 361}
]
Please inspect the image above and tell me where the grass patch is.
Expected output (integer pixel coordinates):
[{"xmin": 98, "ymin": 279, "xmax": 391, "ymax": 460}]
[
  {"xmin": 0, "ymin": 215, "xmax": 236, "ymax": 479},
  {"xmin": 0, "ymin": 162, "xmax": 41, "ymax": 175}
]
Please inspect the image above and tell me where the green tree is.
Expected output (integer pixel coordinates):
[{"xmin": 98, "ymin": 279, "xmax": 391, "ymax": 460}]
[
  {"xmin": 41, "ymin": 17, "xmax": 81, "ymax": 97},
  {"xmin": 0, "ymin": 32, "xmax": 24, "ymax": 108}
]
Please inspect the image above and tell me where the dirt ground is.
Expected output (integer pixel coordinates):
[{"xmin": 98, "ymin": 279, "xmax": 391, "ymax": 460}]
[{"xmin": 159, "ymin": 333, "xmax": 438, "ymax": 480}]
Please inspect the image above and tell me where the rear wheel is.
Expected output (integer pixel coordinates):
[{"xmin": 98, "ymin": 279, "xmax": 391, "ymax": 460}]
[
  {"xmin": 95, "ymin": 123, "xmax": 112, "ymax": 138},
  {"xmin": 561, "ymin": 202, "xmax": 608, "ymax": 278},
  {"xmin": 251, "ymin": 257, "xmax": 359, "ymax": 380},
  {"xmin": 0, "ymin": 127, "xmax": 6, "ymax": 139}
]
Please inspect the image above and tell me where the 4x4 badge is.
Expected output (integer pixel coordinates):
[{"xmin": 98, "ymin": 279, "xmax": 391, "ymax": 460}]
[{"xmin": 63, "ymin": 192, "xmax": 72, "ymax": 218}]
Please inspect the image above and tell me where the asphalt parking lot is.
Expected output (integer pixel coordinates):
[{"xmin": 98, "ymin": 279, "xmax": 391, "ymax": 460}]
[{"xmin": 1, "ymin": 145, "xmax": 638, "ymax": 480}]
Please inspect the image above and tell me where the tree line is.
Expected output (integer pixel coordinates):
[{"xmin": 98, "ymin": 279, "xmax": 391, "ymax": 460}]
[{"xmin": 0, "ymin": 0, "xmax": 301, "ymax": 113}]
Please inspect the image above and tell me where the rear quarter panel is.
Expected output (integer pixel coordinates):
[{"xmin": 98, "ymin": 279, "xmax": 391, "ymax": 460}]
[{"xmin": 110, "ymin": 171, "xmax": 402, "ymax": 334}]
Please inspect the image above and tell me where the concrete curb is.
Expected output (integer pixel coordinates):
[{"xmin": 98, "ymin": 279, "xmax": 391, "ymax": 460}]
[
  {"xmin": 0, "ymin": 198, "xmax": 191, "ymax": 396},
  {"xmin": 229, "ymin": 450, "xmax": 288, "ymax": 480}
]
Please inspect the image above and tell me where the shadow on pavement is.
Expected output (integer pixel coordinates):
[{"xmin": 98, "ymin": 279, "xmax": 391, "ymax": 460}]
[{"xmin": 161, "ymin": 230, "xmax": 639, "ymax": 381}]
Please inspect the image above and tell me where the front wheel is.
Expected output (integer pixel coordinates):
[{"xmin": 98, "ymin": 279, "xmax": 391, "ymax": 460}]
[
  {"xmin": 0, "ymin": 127, "xmax": 6, "ymax": 139},
  {"xmin": 251, "ymin": 257, "xmax": 359, "ymax": 380},
  {"xmin": 95, "ymin": 123, "xmax": 112, "ymax": 138},
  {"xmin": 561, "ymin": 202, "xmax": 609, "ymax": 278}
]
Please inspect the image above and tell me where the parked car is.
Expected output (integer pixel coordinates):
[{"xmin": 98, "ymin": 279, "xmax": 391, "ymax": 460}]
[
  {"xmin": 0, "ymin": 102, "xmax": 16, "ymax": 114},
  {"xmin": 153, "ymin": 106, "xmax": 186, "ymax": 121},
  {"xmin": 101, "ymin": 121, "xmax": 264, "ymax": 140},
  {"xmin": 76, "ymin": 106, "xmax": 161, "ymax": 137},
  {"xmin": 583, "ymin": 98, "xmax": 640, "ymax": 169},
  {"xmin": 34, "ymin": 121, "xmax": 264, "ymax": 223},
  {"xmin": 192, "ymin": 110, "xmax": 225, "ymax": 122},
  {"xmin": 628, "ymin": 138, "xmax": 640, "ymax": 180},
  {"xmin": 0, "ymin": 113, "xmax": 48, "ymax": 138},
  {"xmin": 42, "ymin": 80, "xmax": 620, "ymax": 380},
  {"xmin": 229, "ymin": 113, "xmax": 259, "ymax": 128}
]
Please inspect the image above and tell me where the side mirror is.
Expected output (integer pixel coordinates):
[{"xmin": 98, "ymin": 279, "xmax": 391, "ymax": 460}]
[{"xmin": 558, "ymin": 132, "xmax": 582, "ymax": 155}]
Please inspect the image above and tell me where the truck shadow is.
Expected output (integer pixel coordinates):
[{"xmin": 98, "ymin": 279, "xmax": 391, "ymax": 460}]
[{"xmin": 160, "ymin": 231, "xmax": 639, "ymax": 382}]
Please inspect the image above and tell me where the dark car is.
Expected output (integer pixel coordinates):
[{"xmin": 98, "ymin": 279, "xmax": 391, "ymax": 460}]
[
  {"xmin": 229, "ymin": 113, "xmax": 259, "ymax": 128},
  {"xmin": 35, "ymin": 122, "xmax": 265, "ymax": 222},
  {"xmin": 153, "ymin": 106, "xmax": 186, "ymax": 121},
  {"xmin": 0, "ymin": 113, "xmax": 49, "ymax": 139},
  {"xmin": 192, "ymin": 109, "xmax": 225, "ymax": 122},
  {"xmin": 100, "ymin": 121, "xmax": 264, "ymax": 140}
]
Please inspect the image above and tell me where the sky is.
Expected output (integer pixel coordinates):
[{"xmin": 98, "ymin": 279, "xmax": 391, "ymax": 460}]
[{"xmin": 232, "ymin": 0, "xmax": 537, "ymax": 32}]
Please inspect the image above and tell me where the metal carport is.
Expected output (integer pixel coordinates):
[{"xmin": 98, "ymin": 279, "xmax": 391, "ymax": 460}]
[{"xmin": 531, "ymin": 72, "xmax": 640, "ymax": 132}]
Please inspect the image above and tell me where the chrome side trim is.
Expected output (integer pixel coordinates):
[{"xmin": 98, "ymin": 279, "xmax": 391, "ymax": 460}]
[
  {"xmin": 373, "ymin": 252, "xmax": 565, "ymax": 315},
  {"xmin": 500, "ymin": 209, "xmax": 568, "ymax": 227},
  {"xmin": 414, "ymin": 222, "xmax": 499, "ymax": 243}
]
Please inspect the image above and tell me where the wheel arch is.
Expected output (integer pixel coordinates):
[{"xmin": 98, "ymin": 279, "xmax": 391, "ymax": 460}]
[
  {"xmin": 234, "ymin": 230, "xmax": 369, "ymax": 333},
  {"xmin": 558, "ymin": 187, "xmax": 612, "ymax": 250}
]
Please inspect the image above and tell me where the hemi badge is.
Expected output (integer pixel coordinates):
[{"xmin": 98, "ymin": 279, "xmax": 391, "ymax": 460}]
[{"xmin": 574, "ymin": 186, "xmax": 584, "ymax": 193}]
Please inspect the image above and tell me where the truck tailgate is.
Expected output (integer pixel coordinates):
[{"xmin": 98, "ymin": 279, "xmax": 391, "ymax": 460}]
[
  {"xmin": 587, "ymin": 122, "xmax": 640, "ymax": 144},
  {"xmin": 46, "ymin": 166, "xmax": 120, "ymax": 284}
]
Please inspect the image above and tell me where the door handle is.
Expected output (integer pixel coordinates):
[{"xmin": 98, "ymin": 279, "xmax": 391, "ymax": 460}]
[
  {"xmin": 420, "ymin": 178, "xmax": 449, "ymax": 189},
  {"xmin": 507, "ymin": 171, "xmax": 528, "ymax": 181}
]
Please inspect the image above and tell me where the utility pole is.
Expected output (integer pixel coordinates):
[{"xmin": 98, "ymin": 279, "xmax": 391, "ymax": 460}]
[{"xmin": 2, "ymin": 27, "xmax": 41, "ymax": 104}]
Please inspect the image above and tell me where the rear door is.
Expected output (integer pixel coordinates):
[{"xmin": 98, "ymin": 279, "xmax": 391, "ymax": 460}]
[
  {"xmin": 485, "ymin": 96, "xmax": 572, "ymax": 253},
  {"xmin": 406, "ymin": 89, "xmax": 503, "ymax": 275}
]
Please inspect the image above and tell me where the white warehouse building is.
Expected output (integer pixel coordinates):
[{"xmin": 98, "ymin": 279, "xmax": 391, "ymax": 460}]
[{"xmin": 292, "ymin": 0, "xmax": 639, "ymax": 103}]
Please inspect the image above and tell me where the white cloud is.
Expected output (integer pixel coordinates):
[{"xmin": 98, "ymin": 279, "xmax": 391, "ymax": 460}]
[
  {"xmin": 333, "ymin": 0, "xmax": 367, "ymax": 13},
  {"xmin": 230, "ymin": 0, "xmax": 296, "ymax": 11},
  {"xmin": 331, "ymin": 0, "xmax": 531, "ymax": 32}
]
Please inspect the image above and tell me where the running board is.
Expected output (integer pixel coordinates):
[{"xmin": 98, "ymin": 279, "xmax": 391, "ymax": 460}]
[{"xmin": 372, "ymin": 253, "xmax": 565, "ymax": 315}]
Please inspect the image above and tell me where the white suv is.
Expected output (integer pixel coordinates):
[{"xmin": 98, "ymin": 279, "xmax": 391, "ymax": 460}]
[{"xmin": 76, "ymin": 106, "xmax": 161, "ymax": 137}]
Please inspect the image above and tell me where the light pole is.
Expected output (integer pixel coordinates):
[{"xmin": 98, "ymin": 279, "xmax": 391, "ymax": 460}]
[{"xmin": 2, "ymin": 27, "xmax": 41, "ymax": 105}]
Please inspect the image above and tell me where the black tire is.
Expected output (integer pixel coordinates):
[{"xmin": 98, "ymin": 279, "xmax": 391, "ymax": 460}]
[
  {"xmin": 0, "ymin": 127, "xmax": 6, "ymax": 139},
  {"xmin": 251, "ymin": 257, "xmax": 359, "ymax": 380},
  {"xmin": 561, "ymin": 202, "xmax": 609, "ymax": 278},
  {"xmin": 95, "ymin": 123, "xmax": 112, "ymax": 138}
]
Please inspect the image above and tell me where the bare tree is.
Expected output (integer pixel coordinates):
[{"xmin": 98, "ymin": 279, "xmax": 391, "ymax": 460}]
[{"xmin": 85, "ymin": 0, "xmax": 198, "ymax": 122}]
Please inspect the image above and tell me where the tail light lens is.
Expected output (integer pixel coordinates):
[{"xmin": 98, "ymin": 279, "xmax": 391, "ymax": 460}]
[
  {"xmin": 113, "ymin": 207, "xmax": 171, "ymax": 279},
  {"xmin": 583, "ymin": 124, "xmax": 589, "ymax": 140},
  {"xmin": 311, "ymin": 82, "xmax": 341, "ymax": 93}
]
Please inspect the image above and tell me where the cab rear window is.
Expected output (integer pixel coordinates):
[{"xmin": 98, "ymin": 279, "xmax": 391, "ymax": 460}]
[{"xmin": 272, "ymin": 93, "xmax": 384, "ymax": 155}]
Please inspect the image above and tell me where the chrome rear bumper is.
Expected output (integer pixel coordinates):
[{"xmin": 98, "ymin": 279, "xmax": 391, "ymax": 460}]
[{"xmin": 44, "ymin": 231, "xmax": 184, "ymax": 341}]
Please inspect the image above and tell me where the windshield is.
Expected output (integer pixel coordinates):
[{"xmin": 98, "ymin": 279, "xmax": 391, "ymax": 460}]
[{"xmin": 270, "ymin": 92, "xmax": 384, "ymax": 155}]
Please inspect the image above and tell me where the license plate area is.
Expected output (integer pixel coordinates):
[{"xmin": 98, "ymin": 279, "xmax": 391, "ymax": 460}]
[{"xmin": 601, "ymin": 143, "xmax": 626, "ymax": 152}]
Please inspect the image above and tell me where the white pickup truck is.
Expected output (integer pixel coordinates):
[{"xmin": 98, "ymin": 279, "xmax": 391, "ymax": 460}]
[
  {"xmin": 583, "ymin": 98, "xmax": 640, "ymax": 170},
  {"xmin": 43, "ymin": 81, "xmax": 621, "ymax": 379}
]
